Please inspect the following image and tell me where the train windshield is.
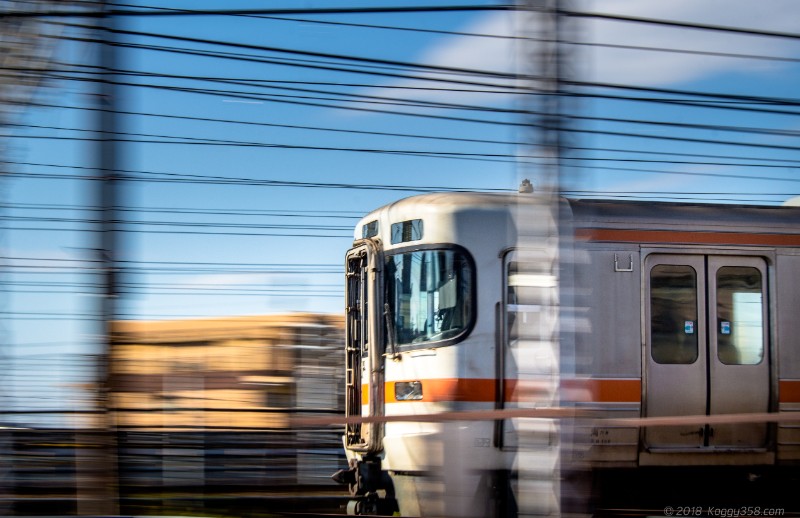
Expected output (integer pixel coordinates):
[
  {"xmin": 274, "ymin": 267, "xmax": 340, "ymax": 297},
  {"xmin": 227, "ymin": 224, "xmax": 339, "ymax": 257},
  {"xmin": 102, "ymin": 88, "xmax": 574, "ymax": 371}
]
[{"xmin": 384, "ymin": 249, "xmax": 473, "ymax": 347}]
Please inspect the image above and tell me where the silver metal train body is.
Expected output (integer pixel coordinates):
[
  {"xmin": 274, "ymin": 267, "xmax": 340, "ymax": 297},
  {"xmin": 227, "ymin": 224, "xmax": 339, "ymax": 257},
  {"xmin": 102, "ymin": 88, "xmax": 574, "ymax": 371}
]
[{"xmin": 335, "ymin": 191, "xmax": 800, "ymax": 516}]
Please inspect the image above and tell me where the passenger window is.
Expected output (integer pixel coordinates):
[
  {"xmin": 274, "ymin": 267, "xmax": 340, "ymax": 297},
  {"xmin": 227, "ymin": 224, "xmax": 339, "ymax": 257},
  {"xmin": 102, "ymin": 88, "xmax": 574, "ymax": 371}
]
[
  {"xmin": 716, "ymin": 267, "xmax": 763, "ymax": 365},
  {"xmin": 650, "ymin": 265, "xmax": 698, "ymax": 364},
  {"xmin": 506, "ymin": 261, "xmax": 556, "ymax": 342}
]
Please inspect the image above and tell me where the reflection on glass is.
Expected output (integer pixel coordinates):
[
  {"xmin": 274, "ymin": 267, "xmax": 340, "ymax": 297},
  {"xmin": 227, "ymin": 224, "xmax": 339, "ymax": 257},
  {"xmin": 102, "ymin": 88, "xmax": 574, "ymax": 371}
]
[
  {"xmin": 650, "ymin": 265, "xmax": 698, "ymax": 364},
  {"xmin": 717, "ymin": 266, "xmax": 763, "ymax": 365},
  {"xmin": 385, "ymin": 250, "xmax": 472, "ymax": 346}
]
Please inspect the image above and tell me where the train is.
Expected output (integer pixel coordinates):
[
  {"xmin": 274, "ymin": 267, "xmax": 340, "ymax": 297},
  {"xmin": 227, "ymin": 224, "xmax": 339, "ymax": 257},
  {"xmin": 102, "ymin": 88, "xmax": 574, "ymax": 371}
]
[{"xmin": 332, "ymin": 185, "xmax": 800, "ymax": 516}]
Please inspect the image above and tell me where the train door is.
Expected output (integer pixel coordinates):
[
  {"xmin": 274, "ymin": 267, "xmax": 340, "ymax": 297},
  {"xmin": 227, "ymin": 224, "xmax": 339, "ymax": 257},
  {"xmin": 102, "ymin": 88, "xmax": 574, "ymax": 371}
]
[
  {"xmin": 644, "ymin": 253, "xmax": 769, "ymax": 450},
  {"xmin": 498, "ymin": 249, "xmax": 559, "ymax": 450},
  {"xmin": 344, "ymin": 241, "xmax": 384, "ymax": 454}
]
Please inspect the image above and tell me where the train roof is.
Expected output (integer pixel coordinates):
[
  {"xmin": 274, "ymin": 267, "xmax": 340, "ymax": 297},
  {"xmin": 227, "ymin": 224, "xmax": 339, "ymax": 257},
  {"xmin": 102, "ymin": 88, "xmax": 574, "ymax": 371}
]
[
  {"xmin": 567, "ymin": 197, "xmax": 800, "ymax": 234},
  {"xmin": 367, "ymin": 191, "xmax": 800, "ymax": 224},
  {"xmin": 375, "ymin": 191, "xmax": 520, "ymax": 212},
  {"xmin": 355, "ymin": 192, "xmax": 800, "ymax": 245}
]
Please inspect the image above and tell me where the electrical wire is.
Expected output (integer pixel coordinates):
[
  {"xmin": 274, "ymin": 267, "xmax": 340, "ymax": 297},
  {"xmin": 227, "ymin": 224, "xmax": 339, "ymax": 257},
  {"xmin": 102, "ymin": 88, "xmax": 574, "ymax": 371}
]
[
  {"xmin": 30, "ymin": 66, "xmax": 800, "ymax": 140},
  {"xmin": 6, "ymin": 101, "xmax": 800, "ymax": 170},
  {"xmin": 0, "ymin": 4, "xmax": 516, "ymax": 19},
  {"xmin": 565, "ymin": 10, "xmax": 800, "ymax": 41},
  {"xmin": 5, "ymin": 6, "xmax": 800, "ymax": 333}
]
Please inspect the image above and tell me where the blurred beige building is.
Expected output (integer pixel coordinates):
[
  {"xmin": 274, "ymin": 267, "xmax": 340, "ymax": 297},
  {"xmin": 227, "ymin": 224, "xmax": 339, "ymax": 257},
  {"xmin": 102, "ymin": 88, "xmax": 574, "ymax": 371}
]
[{"xmin": 110, "ymin": 313, "xmax": 344, "ymax": 430}]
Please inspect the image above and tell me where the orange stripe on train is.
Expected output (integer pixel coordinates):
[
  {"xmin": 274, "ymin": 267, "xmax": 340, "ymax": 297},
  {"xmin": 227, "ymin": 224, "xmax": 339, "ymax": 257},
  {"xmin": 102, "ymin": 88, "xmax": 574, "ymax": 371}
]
[
  {"xmin": 361, "ymin": 378, "xmax": 642, "ymax": 404},
  {"xmin": 560, "ymin": 378, "xmax": 641, "ymax": 403},
  {"xmin": 364, "ymin": 378, "xmax": 800, "ymax": 404},
  {"xmin": 780, "ymin": 380, "xmax": 800, "ymax": 403}
]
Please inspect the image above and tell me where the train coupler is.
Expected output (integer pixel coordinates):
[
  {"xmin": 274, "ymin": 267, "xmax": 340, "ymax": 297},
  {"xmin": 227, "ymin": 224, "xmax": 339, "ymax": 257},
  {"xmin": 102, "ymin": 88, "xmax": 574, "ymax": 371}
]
[
  {"xmin": 333, "ymin": 458, "xmax": 398, "ymax": 515},
  {"xmin": 332, "ymin": 457, "xmax": 386, "ymax": 496}
]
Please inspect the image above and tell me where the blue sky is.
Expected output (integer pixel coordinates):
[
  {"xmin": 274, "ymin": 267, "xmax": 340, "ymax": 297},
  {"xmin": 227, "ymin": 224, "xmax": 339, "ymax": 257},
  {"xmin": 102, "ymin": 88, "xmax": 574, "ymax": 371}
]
[{"xmin": 4, "ymin": 0, "xmax": 800, "ymax": 423}]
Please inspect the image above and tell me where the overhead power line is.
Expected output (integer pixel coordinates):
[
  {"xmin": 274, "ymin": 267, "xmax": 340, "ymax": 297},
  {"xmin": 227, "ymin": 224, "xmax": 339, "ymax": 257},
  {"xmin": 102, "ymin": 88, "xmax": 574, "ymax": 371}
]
[
  {"xmin": 14, "ymin": 2, "xmax": 797, "ymax": 48},
  {"xmin": 9, "ymin": 92, "xmax": 800, "ymax": 169},
  {"xmin": 6, "ymin": 158, "xmax": 798, "ymax": 191},
  {"xmin": 567, "ymin": 39, "xmax": 800, "ymax": 64},
  {"xmin": 3, "ymin": 255, "xmax": 342, "ymax": 269},
  {"xmin": 37, "ymin": 39, "xmax": 800, "ymax": 120},
  {"xmin": 0, "ymin": 4, "xmax": 516, "ymax": 18},
  {"xmin": 102, "ymin": 6, "xmax": 800, "ymax": 63},
  {"xmin": 4, "ymin": 226, "xmax": 353, "ymax": 238},
  {"xmin": 44, "ymin": 26, "xmax": 800, "ymax": 113},
  {"xmin": 1, "ymin": 215, "xmax": 354, "ymax": 231},
  {"xmin": 11, "ymin": 114, "xmax": 800, "ymax": 155},
  {"xmin": 565, "ymin": 10, "xmax": 800, "ymax": 41},
  {"xmin": 110, "ymin": 3, "xmax": 522, "ymax": 40},
  {"xmin": 2, "ymin": 201, "xmax": 365, "ymax": 218},
  {"xmin": 16, "ymin": 97, "xmax": 522, "ymax": 146},
  {"xmin": 70, "ymin": 26, "xmax": 519, "ymax": 80},
  {"xmin": 1, "ymin": 161, "xmax": 515, "ymax": 192},
  {"xmin": 7, "ymin": 100, "xmax": 800, "ymax": 172},
  {"xmin": 569, "ymin": 80, "xmax": 800, "ymax": 108},
  {"xmin": 21, "ymin": 72, "xmax": 800, "ymax": 143},
  {"xmin": 35, "ymin": 65, "xmax": 800, "ymax": 139},
  {"xmin": 39, "ymin": 69, "xmax": 519, "ymax": 116},
  {"xmin": 49, "ymin": 60, "xmax": 515, "ymax": 92},
  {"xmin": 48, "ymin": 30, "xmax": 521, "ymax": 90}
]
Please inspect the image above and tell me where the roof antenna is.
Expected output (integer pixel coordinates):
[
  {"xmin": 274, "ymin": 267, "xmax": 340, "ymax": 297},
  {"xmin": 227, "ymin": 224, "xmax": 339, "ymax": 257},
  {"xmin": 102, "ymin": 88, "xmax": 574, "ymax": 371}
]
[{"xmin": 518, "ymin": 179, "xmax": 534, "ymax": 193}]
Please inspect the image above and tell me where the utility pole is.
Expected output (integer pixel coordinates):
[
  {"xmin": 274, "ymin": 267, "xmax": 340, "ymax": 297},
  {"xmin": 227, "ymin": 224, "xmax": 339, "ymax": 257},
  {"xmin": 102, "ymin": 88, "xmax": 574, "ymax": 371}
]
[
  {"xmin": 514, "ymin": 0, "xmax": 582, "ymax": 516},
  {"xmin": 518, "ymin": 0, "xmax": 577, "ymax": 194},
  {"xmin": 527, "ymin": 1, "xmax": 590, "ymax": 516},
  {"xmin": 0, "ymin": 1, "xmax": 72, "ymax": 514},
  {"xmin": 90, "ymin": 0, "xmax": 122, "ymax": 513}
]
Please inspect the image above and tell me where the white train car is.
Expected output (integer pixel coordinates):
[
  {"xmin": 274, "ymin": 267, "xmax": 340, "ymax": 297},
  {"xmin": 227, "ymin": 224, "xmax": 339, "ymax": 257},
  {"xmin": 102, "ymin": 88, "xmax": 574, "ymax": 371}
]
[{"xmin": 333, "ymin": 189, "xmax": 800, "ymax": 516}]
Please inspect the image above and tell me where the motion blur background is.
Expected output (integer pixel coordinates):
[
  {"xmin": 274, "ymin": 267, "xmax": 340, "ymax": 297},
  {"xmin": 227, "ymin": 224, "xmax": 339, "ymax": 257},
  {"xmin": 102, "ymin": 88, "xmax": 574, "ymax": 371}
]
[{"xmin": 1, "ymin": 0, "xmax": 799, "ymax": 515}]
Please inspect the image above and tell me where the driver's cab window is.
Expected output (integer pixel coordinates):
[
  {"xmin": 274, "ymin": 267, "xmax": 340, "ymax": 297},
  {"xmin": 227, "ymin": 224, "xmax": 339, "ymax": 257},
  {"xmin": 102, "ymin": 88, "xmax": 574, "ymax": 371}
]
[{"xmin": 384, "ymin": 248, "xmax": 474, "ymax": 348}]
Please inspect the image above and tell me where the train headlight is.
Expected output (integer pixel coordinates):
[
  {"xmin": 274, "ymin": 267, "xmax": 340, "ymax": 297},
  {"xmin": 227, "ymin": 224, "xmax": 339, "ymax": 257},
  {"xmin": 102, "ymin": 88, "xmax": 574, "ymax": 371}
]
[{"xmin": 395, "ymin": 381, "xmax": 423, "ymax": 401}]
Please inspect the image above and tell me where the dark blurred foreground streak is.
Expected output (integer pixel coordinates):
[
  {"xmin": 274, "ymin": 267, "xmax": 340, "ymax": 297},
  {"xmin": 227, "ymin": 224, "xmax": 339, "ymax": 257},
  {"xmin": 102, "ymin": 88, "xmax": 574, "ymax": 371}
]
[{"xmin": 1, "ymin": 314, "xmax": 349, "ymax": 516}]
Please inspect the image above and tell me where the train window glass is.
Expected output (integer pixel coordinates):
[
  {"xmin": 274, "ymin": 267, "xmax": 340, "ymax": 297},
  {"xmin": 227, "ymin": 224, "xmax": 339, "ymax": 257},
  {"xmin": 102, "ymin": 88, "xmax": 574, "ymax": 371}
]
[
  {"xmin": 384, "ymin": 249, "xmax": 473, "ymax": 347},
  {"xmin": 716, "ymin": 267, "xmax": 763, "ymax": 365},
  {"xmin": 362, "ymin": 220, "xmax": 379, "ymax": 239},
  {"xmin": 650, "ymin": 265, "xmax": 699, "ymax": 364},
  {"xmin": 506, "ymin": 261, "xmax": 557, "ymax": 342},
  {"xmin": 390, "ymin": 219, "xmax": 424, "ymax": 244}
]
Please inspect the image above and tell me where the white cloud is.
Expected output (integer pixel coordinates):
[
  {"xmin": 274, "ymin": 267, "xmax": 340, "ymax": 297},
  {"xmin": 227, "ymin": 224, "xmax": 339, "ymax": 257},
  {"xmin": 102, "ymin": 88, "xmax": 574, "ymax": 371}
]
[
  {"xmin": 355, "ymin": 13, "xmax": 518, "ymax": 106},
  {"xmin": 362, "ymin": 0, "xmax": 800, "ymax": 104},
  {"xmin": 582, "ymin": 0, "xmax": 798, "ymax": 85},
  {"xmin": 416, "ymin": 13, "xmax": 518, "ymax": 78}
]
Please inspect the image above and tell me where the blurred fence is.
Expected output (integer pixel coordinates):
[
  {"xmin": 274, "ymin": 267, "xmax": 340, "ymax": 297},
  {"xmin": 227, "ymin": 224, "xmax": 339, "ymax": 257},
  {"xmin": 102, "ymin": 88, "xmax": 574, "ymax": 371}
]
[
  {"xmin": 0, "ymin": 313, "xmax": 349, "ymax": 515},
  {"xmin": 2, "ymin": 428, "xmax": 347, "ymax": 515}
]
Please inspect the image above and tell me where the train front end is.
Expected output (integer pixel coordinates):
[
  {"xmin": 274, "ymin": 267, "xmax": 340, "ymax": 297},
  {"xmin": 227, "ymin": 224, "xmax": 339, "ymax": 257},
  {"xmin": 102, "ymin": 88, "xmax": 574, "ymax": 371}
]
[{"xmin": 334, "ymin": 192, "xmax": 562, "ymax": 517}]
